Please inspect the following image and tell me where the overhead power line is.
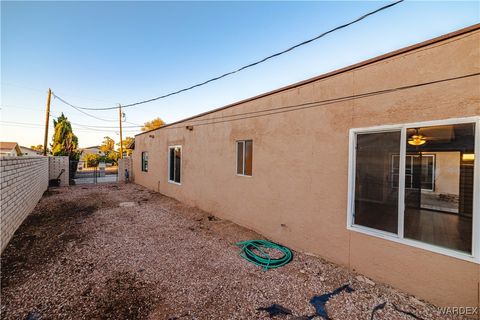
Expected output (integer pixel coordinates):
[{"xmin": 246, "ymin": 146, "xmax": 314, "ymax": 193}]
[
  {"xmin": 0, "ymin": 82, "xmax": 47, "ymax": 93},
  {"xmin": 53, "ymin": 0, "xmax": 404, "ymax": 111},
  {"xmin": 71, "ymin": 123, "xmax": 141, "ymax": 129},
  {"xmin": 159, "ymin": 72, "xmax": 479, "ymax": 130},
  {"xmin": 1, "ymin": 105, "xmax": 142, "ymax": 127},
  {"xmin": 1, "ymin": 82, "xmax": 116, "ymax": 104},
  {"xmin": 51, "ymin": 92, "xmax": 118, "ymax": 121},
  {"xmin": 0, "ymin": 105, "xmax": 45, "ymax": 112},
  {"xmin": 0, "ymin": 120, "xmax": 141, "ymax": 133},
  {"xmin": 125, "ymin": 121, "xmax": 144, "ymax": 127}
]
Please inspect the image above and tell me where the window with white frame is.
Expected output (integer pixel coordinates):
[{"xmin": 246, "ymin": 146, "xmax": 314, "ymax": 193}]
[
  {"xmin": 141, "ymin": 152, "xmax": 148, "ymax": 172},
  {"xmin": 391, "ymin": 154, "xmax": 435, "ymax": 191},
  {"xmin": 168, "ymin": 146, "xmax": 181, "ymax": 184},
  {"xmin": 236, "ymin": 140, "xmax": 253, "ymax": 176},
  {"xmin": 348, "ymin": 118, "xmax": 478, "ymax": 261}
]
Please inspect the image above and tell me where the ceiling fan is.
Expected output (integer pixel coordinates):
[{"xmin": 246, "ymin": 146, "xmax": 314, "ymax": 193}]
[
  {"xmin": 407, "ymin": 126, "xmax": 455, "ymax": 146},
  {"xmin": 407, "ymin": 128, "xmax": 426, "ymax": 146}
]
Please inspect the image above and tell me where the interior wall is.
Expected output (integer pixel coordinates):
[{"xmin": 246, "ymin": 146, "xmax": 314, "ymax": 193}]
[{"xmin": 434, "ymin": 151, "xmax": 460, "ymax": 195}]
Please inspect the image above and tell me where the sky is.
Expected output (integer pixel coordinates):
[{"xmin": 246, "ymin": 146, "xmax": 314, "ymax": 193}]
[{"xmin": 1, "ymin": 1, "xmax": 479, "ymax": 148}]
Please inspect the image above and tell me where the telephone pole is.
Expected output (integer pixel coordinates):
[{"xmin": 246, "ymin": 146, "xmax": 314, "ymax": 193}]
[
  {"xmin": 118, "ymin": 104, "xmax": 123, "ymax": 159},
  {"xmin": 43, "ymin": 88, "xmax": 52, "ymax": 156}
]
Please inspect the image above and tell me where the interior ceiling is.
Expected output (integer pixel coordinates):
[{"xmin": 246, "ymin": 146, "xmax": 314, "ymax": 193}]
[{"xmin": 413, "ymin": 125, "xmax": 455, "ymax": 141}]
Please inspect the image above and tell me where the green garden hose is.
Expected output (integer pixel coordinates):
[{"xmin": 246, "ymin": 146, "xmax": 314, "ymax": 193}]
[{"xmin": 236, "ymin": 240, "xmax": 293, "ymax": 271}]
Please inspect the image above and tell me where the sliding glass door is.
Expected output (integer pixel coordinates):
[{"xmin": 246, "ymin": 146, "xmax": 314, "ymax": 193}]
[
  {"xmin": 350, "ymin": 118, "xmax": 478, "ymax": 258},
  {"xmin": 354, "ymin": 131, "xmax": 401, "ymax": 233},
  {"xmin": 403, "ymin": 123, "xmax": 475, "ymax": 253}
]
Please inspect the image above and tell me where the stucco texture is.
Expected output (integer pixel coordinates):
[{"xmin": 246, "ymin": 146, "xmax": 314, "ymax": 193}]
[{"xmin": 133, "ymin": 26, "xmax": 480, "ymax": 308}]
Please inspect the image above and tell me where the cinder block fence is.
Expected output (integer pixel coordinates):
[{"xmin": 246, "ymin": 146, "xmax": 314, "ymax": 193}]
[
  {"xmin": 118, "ymin": 157, "xmax": 133, "ymax": 182},
  {"xmin": 1, "ymin": 157, "xmax": 49, "ymax": 252},
  {"xmin": 49, "ymin": 156, "xmax": 69, "ymax": 187}
]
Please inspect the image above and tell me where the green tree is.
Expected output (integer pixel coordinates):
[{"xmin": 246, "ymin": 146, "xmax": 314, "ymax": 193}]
[
  {"xmin": 117, "ymin": 136, "xmax": 134, "ymax": 156},
  {"xmin": 51, "ymin": 113, "xmax": 79, "ymax": 160},
  {"xmin": 84, "ymin": 153, "xmax": 101, "ymax": 167},
  {"xmin": 141, "ymin": 117, "xmax": 165, "ymax": 132},
  {"xmin": 30, "ymin": 144, "xmax": 49, "ymax": 154},
  {"xmin": 100, "ymin": 136, "xmax": 115, "ymax": 154},
  {"xmin": 106, "ymin": 150, "xmax": 120, "ymax": 165}
]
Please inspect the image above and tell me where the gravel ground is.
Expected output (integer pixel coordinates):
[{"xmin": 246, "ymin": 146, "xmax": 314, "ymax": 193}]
[{"xmin": 0, "ymin": 183, "xmax": 469, "ymax": 320}]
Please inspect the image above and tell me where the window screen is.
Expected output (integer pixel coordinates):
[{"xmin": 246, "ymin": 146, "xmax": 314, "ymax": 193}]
[{"xmin": 354, "ymin": 131, "xmax": 401, "ymax": 233}]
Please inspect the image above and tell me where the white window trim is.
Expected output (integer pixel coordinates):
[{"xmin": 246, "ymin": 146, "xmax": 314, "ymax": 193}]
[
  {"xmin": 168, "ymin": 145, "xmax": 182, "ymax": 185},
  {"xmin": 391, "ymin": 154, "xmax": 435, "ymax": 191},
  {"xmin": 236, "ymin": 140, "xmax": 253, "ymax": 177},
  {"xmin": 347, "ymin": 116, "xmax": 480, "ymax": 264},
  {"xmin": 420, "ymin": 154, "xmax": 436, "ymax": 192}
]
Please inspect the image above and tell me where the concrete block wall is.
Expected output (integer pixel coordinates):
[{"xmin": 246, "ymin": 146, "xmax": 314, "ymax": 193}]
[
  {"xmin": 118, "ymin": 157, "xmax": 133, "ymax": 182},
  {"xmin": 1, "ymin": 156, "xmax": 49, "ymax": 252},
  {"xmin": 49, "ymin": 156, "xmax": 69, "ymax": 186}
]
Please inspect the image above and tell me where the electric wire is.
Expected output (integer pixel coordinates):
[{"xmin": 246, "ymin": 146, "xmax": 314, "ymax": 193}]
[
  {"xmin": 51, "ymin": 92, "xmax": 118, "ymax": 121},
  {"xmin": 69, "ymin": 122, "xmax": 141, "ymax": 129},
  {"xmin": 0, "ymin": 105, "xmax": 45, "ymax": 112},
  {"xmin": 4, "ymin": 73, "xmax": 476, "ymax": 136},
  {"xmin": 0, "ymin": 120, "xmax": 140, "ymax": 133},
  {"xmin": 157, "ymin": 72, "xmax": 480, "ymax": 130},
  {"xmin": 1, "ymin": 105, "xmax": 143, "ymax": 128},
  {"xmin": 52, "ymin": 0, "xmax": 404, "ymax": 111},
  {"xmin": 125, "ymin": 121, "xmax": 144, "ymax": 126}
]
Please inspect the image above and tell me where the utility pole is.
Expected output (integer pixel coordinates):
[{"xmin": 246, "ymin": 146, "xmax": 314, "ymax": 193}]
[
  {"xmin": 43, "ymin": 88, "xmax": 52, "ymax": 156},
  {"xmin": 118, "ymin": 104, "xmax": 123, "ymax": 159}
]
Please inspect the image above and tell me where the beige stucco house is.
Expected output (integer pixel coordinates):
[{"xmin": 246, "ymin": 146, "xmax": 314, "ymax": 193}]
[
  {"xmin": 19, "ymin": 146, "xmax": 42, "ymax": 156},
  {"xmin": 0, "ymin": 142, "xmax": 21, "ymax": 157},
  {"xmin": 132, "ymin": 25, "xmax": 480, "ymax": 307},
  {"xmin": 78, "ymin": 146, "xmax": 103, "ymax": 168}
]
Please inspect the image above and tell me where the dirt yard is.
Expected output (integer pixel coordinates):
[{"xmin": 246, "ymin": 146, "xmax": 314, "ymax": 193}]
[{"xmin": 0, "ymin": 183, "xmax": 467, "ymax": 319}]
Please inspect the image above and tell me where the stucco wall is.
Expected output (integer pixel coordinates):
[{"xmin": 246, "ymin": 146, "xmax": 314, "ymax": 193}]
[
  {"xmin": 133, "ymin": 27, "xmax": 480, "ymax": 307},
  {"xmin": 0, "ymin": 156, "xmax": 49, "ymax": 252}
]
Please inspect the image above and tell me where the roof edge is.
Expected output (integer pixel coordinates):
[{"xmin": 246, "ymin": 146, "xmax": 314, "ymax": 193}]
[{"xmin": 136, "ymin": 23, "xmax": 480, "ymax": 137}]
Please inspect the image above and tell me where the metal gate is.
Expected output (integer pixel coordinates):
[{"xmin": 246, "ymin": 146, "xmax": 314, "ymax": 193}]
[{"xmin": 69, "ymin": 160, "xmax": 118, "ymax": 184}]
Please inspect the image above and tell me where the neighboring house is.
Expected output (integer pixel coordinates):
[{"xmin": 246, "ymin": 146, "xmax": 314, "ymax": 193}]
[
  {"xmin": 78, "ymin": 146, "xmax": 103, "ymax": 168},
  {"xmin": 19, "ymin": 146, "xmax": 42, "ymax": 156},
  {"xmin": 0, "ymin": 142, "xmax": 21, "ymax": 157},
  {"xmin": 132, "ymin": 25, "xmax": 480, "ymax": 307}
]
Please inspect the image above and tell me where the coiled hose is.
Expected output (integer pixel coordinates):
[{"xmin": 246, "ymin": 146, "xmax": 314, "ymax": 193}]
[{"xmin": 236, "ymin": 240, "xmax": 293, "ymax": 271}]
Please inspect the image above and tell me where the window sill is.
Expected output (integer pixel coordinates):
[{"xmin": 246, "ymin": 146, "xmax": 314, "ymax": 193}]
[
  {"xmin": 347, "ymin": 224, "xmax": 479, "ymax": 264},
  {"xmin": 167, "ymin": 180, "xmax": 181, "ymax": 186},
  {"xmin": 236, "ymin": 174, "xmax": 253, "ymax": 177}
]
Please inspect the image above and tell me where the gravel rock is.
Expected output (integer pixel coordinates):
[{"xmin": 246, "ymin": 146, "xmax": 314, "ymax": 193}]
[
  {"xmin": 0, "ymin": 183, "xmax": 469, "ymax": 320},
  {"xmin": 355, "ymin": 275, "xmax": 376, "ymax": 286}
]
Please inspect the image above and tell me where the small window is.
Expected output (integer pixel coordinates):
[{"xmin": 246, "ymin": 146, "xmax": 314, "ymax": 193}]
[
  {"xmin": 141, "ymin": 152, "xmax": 148, "ymax": 172},
  {"xmin": 236, "ymin": 140, "xmax": 252, "ymax": 176},
  {"xmin": 168, "ymin": 146, "xmax": 181, "ymax": 184}
]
